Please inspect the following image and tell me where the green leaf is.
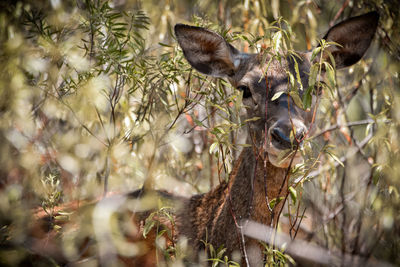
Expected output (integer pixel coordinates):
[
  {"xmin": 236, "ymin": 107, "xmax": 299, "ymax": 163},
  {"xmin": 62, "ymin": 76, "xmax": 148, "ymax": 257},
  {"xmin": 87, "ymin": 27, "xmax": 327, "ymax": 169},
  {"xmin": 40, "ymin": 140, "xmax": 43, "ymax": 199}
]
[
  {"xmin": 293, "ymin": 57, "xmax": 303, "ymax": 90},
  {"xmin": 271, "ymin": 91, "xmax": 285, "ymax": 101},
  {"xmin": 143, "ymin": 219, "xmax": 156, "ymax": 238},
  {"xmin": 308, "ymin": 64, "xmax": 318, "ymax": 87},
  {"xmin": 288, "ymin": 186, "xmax": 297, "ymax": 204},
  {"xmin": 269, "ymin": 197, "xmax": 284, "ymax": 209},
  {"xmin": 324, "ymin": 62, "xmax": 336, "ymax": 90},
  {"xmin": 211, "ymin": 127, "xmax": 225, "ymax": 135},
  {"xmin": 373, "ymin": 168, "xmax": 381, "ymax": 185},
  {"xmin": 54, "ymin": 215, "xmax": 69, "ymax": 221},
  {"xmin": 326, "ymin": 50, "xmax": 336, "ymax": 70},
  {"xmin": 302, "ymin": 86, "xmax": 313, "ymax": 110},
  {"xmin": 209, "ymin": 142, "xmax": 218, "ymax": 154},
  {"xmin": 327, "ymin": 151, "xmax": 344, "ymax": 167},
  {"xmin": 209, "ymin": 244, "xmax": 215, "ymax": 257},
  {"xmin": 288, "ymin": 72, "xmax": 295, "ymax": 90},
  {"xmin": 310, "ymin": 47, "xmax": 322, "ymax": 62},
  {"xmin": 158, "ymin": 42, "xmax": 172, "ymax": 47},
  {"xmin": 273, "ymin": 31, "xmax": 282, "ymax": 52},
  {"xmin": 216, "ymin": 247, "xmax": 227, "ymax": 258},
  {"xmin": 244, "ymin": 116, "xmax": 261, "ymax": 122},
  {"xmin": 289, "ymin": 91, "xmax": 303, "ymax": 109},
  {"xmin": 194, "ymin": 119, "xmax": 204, "ymax": 127}
]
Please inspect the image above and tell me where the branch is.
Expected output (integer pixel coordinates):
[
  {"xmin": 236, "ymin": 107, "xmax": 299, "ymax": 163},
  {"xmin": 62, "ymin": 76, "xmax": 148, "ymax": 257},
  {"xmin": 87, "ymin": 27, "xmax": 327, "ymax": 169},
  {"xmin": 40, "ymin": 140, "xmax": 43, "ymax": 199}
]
[
  {"xmin": 41, "ymin": 88, "xmax": 107, "ymax": 147},
  {"xmin": 312, "ymin": 119, "xmax": 375, "ymax": 139},
  {"xmin": 298, "ymin": 132, "xmax": 373, "ymax": 182},
  {"xmin": 329, "ymin": 0, "xmax": 350, "ymax": 27},
  {"xmin": 242, "ymin": 220, "xmax": 394, "ymax": 267}
]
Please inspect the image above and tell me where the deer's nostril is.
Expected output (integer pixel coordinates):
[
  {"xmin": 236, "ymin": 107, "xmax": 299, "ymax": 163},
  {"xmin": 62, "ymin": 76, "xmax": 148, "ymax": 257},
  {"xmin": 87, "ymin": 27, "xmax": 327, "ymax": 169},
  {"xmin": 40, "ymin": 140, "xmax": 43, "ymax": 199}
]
[
  {"xmin": 270, "ymin": 126, "xmax": 306, "ymax": 150},
  {"xmin": 271, "ymin": 128, "xmax": 292, "ymax": 148},
  {"xmin": 295, "ymin": 128, "xmax": 306, "ymax": 141}
]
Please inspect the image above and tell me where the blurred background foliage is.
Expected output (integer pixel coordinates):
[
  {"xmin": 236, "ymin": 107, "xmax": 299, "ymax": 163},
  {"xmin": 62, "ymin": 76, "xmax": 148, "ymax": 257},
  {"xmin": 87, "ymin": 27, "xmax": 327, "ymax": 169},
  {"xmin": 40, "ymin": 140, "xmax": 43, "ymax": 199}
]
[{"xmin": 0, "ymin": 0, "xmax": 399, "ymax": 266}]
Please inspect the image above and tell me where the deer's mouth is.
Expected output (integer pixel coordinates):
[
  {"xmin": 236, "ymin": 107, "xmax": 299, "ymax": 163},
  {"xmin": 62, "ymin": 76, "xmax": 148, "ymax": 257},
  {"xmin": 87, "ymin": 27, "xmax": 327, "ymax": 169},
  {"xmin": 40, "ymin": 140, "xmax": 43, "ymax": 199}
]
[
  {"xmin": 266, "ymin": 146, "xmax": 303, "ymax": 168},
  {"xmin": 266, "ymin": 124, "xmax": 305, "ymax": 168}
]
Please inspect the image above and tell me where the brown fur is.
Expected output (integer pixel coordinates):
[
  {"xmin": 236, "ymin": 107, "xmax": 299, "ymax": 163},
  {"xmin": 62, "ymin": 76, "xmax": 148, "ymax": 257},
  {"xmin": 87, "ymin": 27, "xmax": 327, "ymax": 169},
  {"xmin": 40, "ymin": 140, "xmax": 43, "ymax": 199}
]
[{"xmin": 178, "ymin": 146, "xmax": 288, "ymax": 263}]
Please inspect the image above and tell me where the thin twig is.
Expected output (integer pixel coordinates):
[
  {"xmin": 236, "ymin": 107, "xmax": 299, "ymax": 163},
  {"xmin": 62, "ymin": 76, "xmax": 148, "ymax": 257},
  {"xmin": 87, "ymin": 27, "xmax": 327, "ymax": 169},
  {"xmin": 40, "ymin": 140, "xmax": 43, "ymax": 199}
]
[
  {"xmin": 306, "ymin": 133, "xmax": 373, "ymax": 179},
  {"xmin": 293, "ymin": 207, "xmax": 307, "ymax": 240},
  {"xmin": 40, "ymin": 87, "xmax": 107, "ymax": 147},
  {"xmin": 312, "ymin": 119, "xmax": 375, "ymax": 139},
  {"xmin": 329, "ymin": 0, "xmax": 350, "ymax": 27}
]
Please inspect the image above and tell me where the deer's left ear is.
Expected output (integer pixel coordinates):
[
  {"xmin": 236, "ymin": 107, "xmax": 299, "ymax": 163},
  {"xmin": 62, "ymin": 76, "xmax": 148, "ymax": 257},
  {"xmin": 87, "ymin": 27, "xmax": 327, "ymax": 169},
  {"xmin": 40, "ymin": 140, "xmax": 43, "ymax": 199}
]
[{"xmin": 321, "ymin": 11, "xmax": 379, "ymax": 69}]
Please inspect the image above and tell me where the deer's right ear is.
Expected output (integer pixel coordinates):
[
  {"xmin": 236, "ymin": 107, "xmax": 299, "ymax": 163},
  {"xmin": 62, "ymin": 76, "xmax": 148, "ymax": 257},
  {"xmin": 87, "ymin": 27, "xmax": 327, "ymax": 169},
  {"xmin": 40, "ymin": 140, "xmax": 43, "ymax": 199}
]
[{"xmin": 174, "ymin": 24, "xmax": 240, "ymax": 78}]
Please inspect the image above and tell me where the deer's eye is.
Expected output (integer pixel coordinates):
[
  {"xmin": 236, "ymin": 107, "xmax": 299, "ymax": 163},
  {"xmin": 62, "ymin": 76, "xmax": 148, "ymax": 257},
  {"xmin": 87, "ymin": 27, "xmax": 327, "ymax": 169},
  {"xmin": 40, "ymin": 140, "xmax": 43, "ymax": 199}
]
[
  {"xmin": 237, "ymin": 85, "xmax": 252, "ymax": 99},
  {"xmin": 314, "ymin": 81, "xmax": 325, "ymax": 96}
]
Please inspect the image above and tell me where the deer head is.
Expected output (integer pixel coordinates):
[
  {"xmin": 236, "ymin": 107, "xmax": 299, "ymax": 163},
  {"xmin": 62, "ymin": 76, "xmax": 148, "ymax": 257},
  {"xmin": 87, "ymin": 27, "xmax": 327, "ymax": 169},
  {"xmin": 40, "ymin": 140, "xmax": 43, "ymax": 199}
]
[{"xmin": 175, "ymin": 12, "xmax": 378, "ymax": 168}]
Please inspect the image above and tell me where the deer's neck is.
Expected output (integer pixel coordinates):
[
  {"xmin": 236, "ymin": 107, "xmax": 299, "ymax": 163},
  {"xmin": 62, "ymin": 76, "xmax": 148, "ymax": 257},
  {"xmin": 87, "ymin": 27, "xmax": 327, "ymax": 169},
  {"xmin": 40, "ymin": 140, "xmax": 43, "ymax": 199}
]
[
  {"xmin": 224, "ymin": 146, "xmax": 288, "ymax": 225},
  {"xmin": 179, "ymin": 146, "xmax": 288, "ymax": 254}
]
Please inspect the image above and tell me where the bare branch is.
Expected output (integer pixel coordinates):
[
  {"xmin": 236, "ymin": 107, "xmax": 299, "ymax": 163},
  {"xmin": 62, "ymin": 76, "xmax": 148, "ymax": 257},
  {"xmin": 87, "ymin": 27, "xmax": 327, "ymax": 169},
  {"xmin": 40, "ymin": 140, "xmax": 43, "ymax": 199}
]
[{"xmin": 242, "ymin": 220, "xmax": 394, "ymax": 267}]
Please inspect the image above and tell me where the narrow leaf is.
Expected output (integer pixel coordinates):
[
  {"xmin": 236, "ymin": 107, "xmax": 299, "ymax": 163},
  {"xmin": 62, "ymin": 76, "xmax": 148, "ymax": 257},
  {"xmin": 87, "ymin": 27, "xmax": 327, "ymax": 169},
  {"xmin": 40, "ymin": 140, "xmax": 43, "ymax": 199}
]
[
  {"xmin": 209, "ymin": 142, "xmax": 218, "ymax": 154},
  {"xmin": 302, "ymin": 86, "xmax": 313, "ymax": 110},
  {"xmin": 289, "ymin": 91, "xmax": 303, "ymax": 109},
  {"xmin": 311, "ymin": 47, "xmax": 322, "ymax": 62},
  {"xmin": 288, "ymin": 186, "xmax": 297, "ymax": 204},
  {"xmin": 271, "ymin": 91, "xmax": 285, "ymax": 101},
  {"xmin": 293, "ymin": 58, "xmax": 303, "ymax": 90},
  {"xmin": 273, "ymin": 31, "xmax": 282, "ymax": 52},
  {"xmin": 327, "ymin": 152, "xmax": 344, "ymax": 167},
  {"xmin": 324, "ymin": 63, "xmax": 336, "ymax": 90},
  {"xmin": 308, "ymin": 64, "xmax": 318, "ymax": 87}
]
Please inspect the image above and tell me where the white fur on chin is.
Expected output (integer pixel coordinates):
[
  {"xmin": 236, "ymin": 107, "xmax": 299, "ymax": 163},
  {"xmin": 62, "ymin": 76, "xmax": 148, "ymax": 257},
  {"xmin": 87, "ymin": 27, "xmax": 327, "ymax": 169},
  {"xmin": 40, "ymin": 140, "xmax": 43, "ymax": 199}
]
[{"xmin": 267, "ymin": 152, "xmax": 303, "ymax": 168}]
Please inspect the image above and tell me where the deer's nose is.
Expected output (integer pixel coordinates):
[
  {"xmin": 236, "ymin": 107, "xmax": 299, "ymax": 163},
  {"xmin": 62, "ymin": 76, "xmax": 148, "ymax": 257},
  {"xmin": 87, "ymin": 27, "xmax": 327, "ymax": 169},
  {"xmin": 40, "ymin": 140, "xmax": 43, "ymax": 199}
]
[{"xmin": 270, "ymin": 121, "xmax": 306, "ymax": 150}]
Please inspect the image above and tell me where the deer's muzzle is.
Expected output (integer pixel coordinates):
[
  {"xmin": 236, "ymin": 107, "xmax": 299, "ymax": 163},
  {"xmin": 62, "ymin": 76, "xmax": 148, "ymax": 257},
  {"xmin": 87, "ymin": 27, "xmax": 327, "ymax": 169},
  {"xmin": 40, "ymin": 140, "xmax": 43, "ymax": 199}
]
[{"xmin": 266, "ymin": 119, "xmax": 306, "ymax": 168}]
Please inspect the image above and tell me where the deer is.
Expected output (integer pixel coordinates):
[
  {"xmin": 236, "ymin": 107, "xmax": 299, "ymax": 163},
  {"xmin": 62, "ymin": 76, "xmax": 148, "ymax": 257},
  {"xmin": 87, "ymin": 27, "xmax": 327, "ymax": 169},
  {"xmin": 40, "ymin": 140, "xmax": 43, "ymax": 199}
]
[
  {"xmin": 26, "ymin": 12, "xmax": 379, "ymax": 267},
  {"xmin": 170, "ymin": 11, "xmax": 379, "ymax": 266}
]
